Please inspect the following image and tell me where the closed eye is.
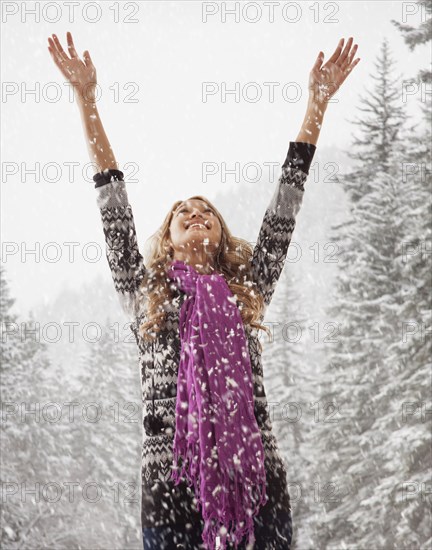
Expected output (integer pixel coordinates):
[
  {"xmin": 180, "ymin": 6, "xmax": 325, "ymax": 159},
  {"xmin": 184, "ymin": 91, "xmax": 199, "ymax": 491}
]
[{"xmin": 177, "ymin": 207, "xmax": 214, "ymax": 215}]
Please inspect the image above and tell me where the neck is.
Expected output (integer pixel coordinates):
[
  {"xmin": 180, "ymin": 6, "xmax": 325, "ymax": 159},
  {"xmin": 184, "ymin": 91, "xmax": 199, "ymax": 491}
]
[{"xmin": 172, "ymin": 252, "xmax": 216, "ymax": 275}]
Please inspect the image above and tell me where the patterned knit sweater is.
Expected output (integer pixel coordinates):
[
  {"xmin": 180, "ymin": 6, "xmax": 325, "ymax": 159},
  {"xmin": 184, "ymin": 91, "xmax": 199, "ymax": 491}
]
[{"xmin": 94, "ymin": 141, "xmax": 316, "ymax": 529}]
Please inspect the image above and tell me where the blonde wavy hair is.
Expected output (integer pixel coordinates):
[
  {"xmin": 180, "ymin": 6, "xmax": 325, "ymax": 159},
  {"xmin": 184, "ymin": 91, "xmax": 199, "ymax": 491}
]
[{"xmin": 137, "ymin": 195, "xmax": 271, "ymax": 349}]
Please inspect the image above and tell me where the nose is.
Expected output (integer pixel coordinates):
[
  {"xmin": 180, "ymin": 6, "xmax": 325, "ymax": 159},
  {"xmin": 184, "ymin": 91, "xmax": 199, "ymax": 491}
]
[
  {"xmin": 190, "ymin": 209, "xmax": 204, "ymax": 220},
  {"xmin": 186, "ymin": 209, "xmax": 207, "ymax": 229}
]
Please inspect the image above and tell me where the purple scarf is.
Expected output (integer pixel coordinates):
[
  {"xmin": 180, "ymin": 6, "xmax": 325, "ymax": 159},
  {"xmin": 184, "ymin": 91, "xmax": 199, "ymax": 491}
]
[{"xmin": 166, "ymin": 259, "xmax": 268, "ymax": 550}]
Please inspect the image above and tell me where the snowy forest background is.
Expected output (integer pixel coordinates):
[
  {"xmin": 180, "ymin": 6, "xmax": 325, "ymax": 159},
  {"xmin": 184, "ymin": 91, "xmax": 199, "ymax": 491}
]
[{"xmin": 1, "ymin": 1, "xmax": 431, "ymax": 549}]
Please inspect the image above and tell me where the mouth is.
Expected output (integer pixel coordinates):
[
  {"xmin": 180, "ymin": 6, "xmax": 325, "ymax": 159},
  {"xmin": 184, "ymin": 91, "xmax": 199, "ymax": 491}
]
[{"xmin": 186, "ymin": 222, "xmax": 209, "ymax": 231}]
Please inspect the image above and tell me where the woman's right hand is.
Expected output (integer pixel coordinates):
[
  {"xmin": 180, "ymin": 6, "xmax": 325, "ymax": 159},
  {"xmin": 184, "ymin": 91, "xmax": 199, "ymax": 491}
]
[{"xmin": 47, "ymin": 31, "xmax": 97, "ymax": 102}]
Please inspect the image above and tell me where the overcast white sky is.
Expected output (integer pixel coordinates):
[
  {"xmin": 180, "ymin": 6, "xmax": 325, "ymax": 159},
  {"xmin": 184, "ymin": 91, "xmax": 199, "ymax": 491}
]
[{"xmin": 1, "ymin": 0, "xmax": 429, "ymax": 316}]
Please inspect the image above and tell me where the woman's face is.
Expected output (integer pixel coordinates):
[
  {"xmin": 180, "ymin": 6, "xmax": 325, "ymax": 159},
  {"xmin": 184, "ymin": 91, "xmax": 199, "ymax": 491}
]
[{"xmin": 168, "ymin": 199, "xmax": 222, "ymax": 260}]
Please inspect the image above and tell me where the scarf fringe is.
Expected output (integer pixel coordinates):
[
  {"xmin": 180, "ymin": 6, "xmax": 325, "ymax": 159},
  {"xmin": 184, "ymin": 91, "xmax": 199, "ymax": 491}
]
[
  {"xmin": 202, "ymin": 467, "xmax": 268, "ymax": 550},
  {"xmin": 171, "ymin": 438, "xmax": 200, "ymax": 492},
  {"xmin": 171, "ymin": 440, "xmax": 268, "ymax": 550}
]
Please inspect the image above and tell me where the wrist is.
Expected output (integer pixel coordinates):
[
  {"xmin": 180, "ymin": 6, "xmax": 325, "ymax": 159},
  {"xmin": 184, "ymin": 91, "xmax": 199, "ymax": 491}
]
[
  {"xmin": 77, "ymin": 95, "xmax": 98, "ymax": 111},
  {"xmin": 75, "ymin": 84, "xmax": 98, "ymax": 107},
  {"xmin": 307, "ymin": 96, "xmax": 329, "ymax": 114}
]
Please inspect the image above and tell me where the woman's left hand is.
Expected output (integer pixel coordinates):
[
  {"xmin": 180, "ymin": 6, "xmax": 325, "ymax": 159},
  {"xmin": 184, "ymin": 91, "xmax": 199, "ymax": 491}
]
[{"xmin": 309, "ymin": 37, "xmax": 360, "ymax": 106}]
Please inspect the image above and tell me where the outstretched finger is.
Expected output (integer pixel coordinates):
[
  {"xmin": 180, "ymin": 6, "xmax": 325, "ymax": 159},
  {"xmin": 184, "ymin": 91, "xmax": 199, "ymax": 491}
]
[
  {"xmin": 312, "ymin": 51, "xmax": 324, "ymax": 72},
  {"xmin": 338, "ymin": 37, "xmax": 354, "ymax": 65},
  {"xmin": 342, "ymin": 57, "xmax": 361, "ymax": 82},
  {"xmin": 341, "ymin": 44, "xmax": 358, "ymax": 71},
  {"xmin": 51, "ymin": 33, "xmax": 69, "ymax": 61},
  {"xmin": 83, "ymin": 50, "xmax": 94, "ymax": 68},
  {"xmin": 66, "ymin": 31, "xmax": 79, "ymax": 59},
  {"xmin": 348, "ymin": 57, "xmax": 361, "ymax": 72},
  {"xmin": 327, "ymin": 38, "xmax": 345, "ymax": 65},
  {"xmin": 48, "ymin": 38, "xmax": 66, "ymax": 68}
]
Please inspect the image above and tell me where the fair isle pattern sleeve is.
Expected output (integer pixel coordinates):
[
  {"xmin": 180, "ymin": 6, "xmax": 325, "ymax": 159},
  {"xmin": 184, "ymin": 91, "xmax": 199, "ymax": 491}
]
[
  {"xmin": 95, "ymin": 177, "xmax": 146, "ymax": 321},
  {"xmin": 250, "ymin": 141, "xmax": 316, "ymax": 309}
]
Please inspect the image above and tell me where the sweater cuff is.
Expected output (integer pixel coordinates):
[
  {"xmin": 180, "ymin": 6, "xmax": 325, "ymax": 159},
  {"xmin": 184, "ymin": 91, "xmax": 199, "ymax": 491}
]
[
  {"xmin": 282, "ymin": 141, "xmax": 316, "ymax": 175},
  {"xmin": 93, "ymin": 168, "xmax": 124, "ymax": 188}
]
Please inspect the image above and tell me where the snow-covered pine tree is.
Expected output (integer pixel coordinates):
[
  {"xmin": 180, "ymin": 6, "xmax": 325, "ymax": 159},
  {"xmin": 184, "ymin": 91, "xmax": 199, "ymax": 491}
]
[
  {"xmin": 0, "ymin": 266, "xmax": 72, "ymax": 549},
  {"xmin": 262, "ymin": 266, "xmax": 319, "ymax": 548},
  {"xmin": 391, "ymin": 0, "xmax": 432, "ymax": 84},
  {"xmin": 342, "ymin": 37, "xmax": 408, "ymax": 203},
  {"xmin": 369, "ymin": 7, "xmax": 432, "ymax": 546},
  {"xmin": 391, "ymin": 0, "xmax": 432, "ymax": 373},
  {"xmin": 71, "ymin": 317, "xmax": 142, "ymax": 549},
  {"xmin": 0, "ymin": 266, "xmax": 36, "ymax": 402},
  {"xmin": 308, "ymin": 38, "xmax": 429, "ymax": 549}
]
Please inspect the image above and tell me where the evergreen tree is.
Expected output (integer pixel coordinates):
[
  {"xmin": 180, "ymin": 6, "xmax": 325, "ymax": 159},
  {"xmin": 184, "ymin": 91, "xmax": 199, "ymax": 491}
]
[
  {"xmin": 263, "ymin": 267, "xmax": 319, "ymax": 546},
  {"xmin": 392, "ymin": 0, "xmax": 432, "ymax": 370},
  {"xmin": 1, "ymin": 266, "xmax": 27, "ymax": 398},
  {"xmin": 391, "ymin": 0, "xmax": 432, "ymax": 83},
  {"xmin": 0, "ymin": 267, "xmax": 68, "ymax": 548},
  {"xmin": 309, "ymin": 36, "xmax": 431, "ymax": 548},
  {"xmin": 71, "ymin": 317, "xmax": 142, "ymax": 548},
  {"xmin": 0, "ymin": 265, "xmax": 16, "ymax": 327},
  {"xmin": 343, "ymin": 38, "xmax": 409, "ymax": 201},
  {"xmin": 1, "ymin": 267, "xmax": 144, "ymax": 548},
  {"xmin": 368, "ymin": 6, "xmax": 432, "ymax": 546}
]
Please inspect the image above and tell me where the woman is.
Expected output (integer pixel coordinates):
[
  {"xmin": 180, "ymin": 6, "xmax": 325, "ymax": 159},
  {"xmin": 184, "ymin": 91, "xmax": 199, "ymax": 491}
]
[{"xmin": 48, "ymin": 32, "xmax": 360, "ymax": 550}]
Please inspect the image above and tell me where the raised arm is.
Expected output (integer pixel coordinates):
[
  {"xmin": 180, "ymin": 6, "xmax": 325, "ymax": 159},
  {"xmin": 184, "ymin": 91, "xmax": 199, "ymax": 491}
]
[
  {"xmin": 47, "ymin": 31, "xmax": 146, "ymax": 321},
  {"xmin": 250, "ymin": 37, "xmax": 360, "ymax": 309},
  {"xmin": 250, "ymin": 142, "xmax": 316, "ymax": 309},
  {"xmin": 47, "ymin": 31, "xmax": 117, "ymax": 172},
  {"xmin": 94, "ymin": 173, "xmax": 146, "ymax": 321}
]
